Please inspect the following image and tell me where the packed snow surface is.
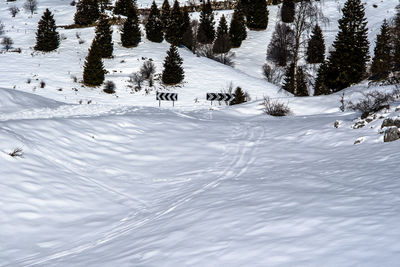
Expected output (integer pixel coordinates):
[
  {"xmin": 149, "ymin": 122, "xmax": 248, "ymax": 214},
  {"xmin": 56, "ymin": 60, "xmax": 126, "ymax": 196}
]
[{"xmin": 1, "ymin": 0, "xmax": 400, "ymax": 266}]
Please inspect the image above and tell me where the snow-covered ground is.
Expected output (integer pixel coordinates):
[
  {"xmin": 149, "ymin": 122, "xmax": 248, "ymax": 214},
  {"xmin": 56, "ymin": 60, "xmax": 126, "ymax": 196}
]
[{"xmin": 1, "ymin": 0, "xmax": 400, "ymax": 266}]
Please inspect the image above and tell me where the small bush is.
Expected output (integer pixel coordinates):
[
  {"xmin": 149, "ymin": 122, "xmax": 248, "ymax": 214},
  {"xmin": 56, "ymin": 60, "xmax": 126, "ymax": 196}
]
[
  {"xmin": 262, "ymin": 96, "xmax": 291, "ymax": 116},
  {"xmin": 130, "ymin": 72, "xmax": 144, "ymax": 91},
  {"xmin": 347, "ymin": 89, "xmax": 400, "ymax": 118},
  {"xmin": 9, "ymin": 148, "xmax": 24, "ymax": 158},
  {"xmin": 9, "ymin": 6, "xmax": 19, "ymax": 17},
  {"xmin": 26, "ymin": 78, "xmax": 31, "ymax": 84},
  {"xmin": 140, "ymin": 60, "xmax": 156, "ymax": 80},
  {"xmin": 70, "ymin": 0, "xmax": 76, "ymax": 6},
  {"xmin": 1, "ymin": 37, "xmax": 13, "ymax": 51},
  {"xmin": 103, "ymin": 80, "xmax": 116, "ymax": 94},
  {"xmin": 40, "ymin": 80, "xmax": 46, "ymax": 88},
  {"xmin": 262, "ymin": 63, "xmax": 283, "ymax": 85}
]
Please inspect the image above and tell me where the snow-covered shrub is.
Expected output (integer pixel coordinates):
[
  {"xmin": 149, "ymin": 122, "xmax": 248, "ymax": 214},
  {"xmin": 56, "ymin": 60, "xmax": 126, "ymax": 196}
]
[
  {"xmin": 347, "ymin": 89, "xmax": 400, "ymax": 118},
  {"xmin": 130, "ymin": 72, "xmax": 145, "ymax": 91},
  {"xmin": 262, "ymin": 96, "xmax": 291, "ymax": 116},
  {"xmin": 1, "ymin": 37, "xmax": 13, "ymax": 51},
  {"xmin": 9, "ymin": 6, "xmax": 19, "ymax": 17},
  {"xmin": 8, "ymin": 148, "xmax": 24, "ymax": 158},
  {"xmin": 140, "ymin": 60, "xmax": 156, "ymax": 80},
  {"xmin": 103, "ymin": 81, "xmax": 116, "ymax": 94},
  {"xmin": 263, "ymin": 63, "xmax": 283, "ymax": 85}
]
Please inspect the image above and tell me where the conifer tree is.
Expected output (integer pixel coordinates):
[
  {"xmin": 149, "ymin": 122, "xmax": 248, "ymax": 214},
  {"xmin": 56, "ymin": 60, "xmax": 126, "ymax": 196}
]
[
  {"xmin": 98, "ymin": 0, "xmax": 111, "ymax": 12},
  {"xmin": 213, "ymin": 14, "xmax": 231, "ymax": 54},
  {"xmin": 161, "ymin": 0, "xmax": 171, "ymax": 31},
  {"xmin": 114, "ymin": 0, "xmax": 133, "ymax": 16},
  {"xmin": 281, "ymin": 0, "xmax": 295, "ymax": 23},
  {"xmin": 282, "ymin": 63, "xmax": 308, "ymax": 96},
  {"xmin": 83, "ymin": 38, "xmax": 105, "ymax": 86},
  {"xmin": 95, "ymin": 14, "xmax": 113, "ymax": 58},
  {"xmin": 165, "ymin": 0, "xmax": 184, "ymax": 45},
  {"xmin": 306, "ymin": 24, "xmax": 325, "ymax": 64},
  {"xmin": 145, "ymin": 1, "xmax": 163, "ymax": 43},
  {"xmin": 371, "ymin": 20, "xmax": 392, "ymax": 78},
  {"xmin": 231, "ymin": 87, "xmax": 246, "ymax": 105},
  {"xmin": 182, "ymin": 9, "xmax": 194, "ymax": 50},
  {"xmin": 35, "ymin": 9, "xmax": 60, "ymax": 52},
  {"xmin": 121, "ymin": 5, "xmax": 141, "ymax": 47},
  {"xmin": 229, "ymin": 2, "xmax": 247, "ymax": 48},
  {"xmin": 323, "ymin": 0, "xmax": 370, "ymax": 92},
  {"xmin": 74, "ymin": 0, "xmax": 100, "ymax": 25},
  {"xmin": 197, "ymin": 0, "xmax": 215, "ymax": 44},
  {"xmin": 392, "ymin": 4, "xmax": 400, "ymax": 71},
  {"xmin": 314, "ymin": 62, "xmax": 330, "ymax": 95},
  {"xmin": 247, "ymin": 0, "xmax": 269, "ymax": 30},
  {"xmin": 162, "ymin": 45, "xmax": 184, "ymax": 84},
  {"xmin": 239, "ymin": 0, "xmax": 250, "ymax": 17}
]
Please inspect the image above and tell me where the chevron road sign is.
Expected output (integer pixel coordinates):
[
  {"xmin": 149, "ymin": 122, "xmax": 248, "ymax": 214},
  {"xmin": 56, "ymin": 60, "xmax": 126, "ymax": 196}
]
[
  {"xmin": 206, "ymin": 93, "xmax": 235, "ymax": 104},
  {"xmin": 156, "ymin": 92, "xmax": 178, "ymax": 107}
]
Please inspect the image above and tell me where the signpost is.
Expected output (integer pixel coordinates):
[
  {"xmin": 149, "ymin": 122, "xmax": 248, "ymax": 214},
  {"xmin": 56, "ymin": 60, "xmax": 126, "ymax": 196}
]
[
  {"xmin": 206, "ymin": 93, "xmax": 235, "ymax": 105},
  {"xmin": 156, "ymin": 92, "xmax": 178, "ymax": 107}
]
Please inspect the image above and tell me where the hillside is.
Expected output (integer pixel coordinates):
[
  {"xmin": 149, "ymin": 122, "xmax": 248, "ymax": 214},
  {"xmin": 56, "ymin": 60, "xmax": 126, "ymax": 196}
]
[{"xmin": 1, "ymin": 0, "xmax": 400, "ymax": 266}]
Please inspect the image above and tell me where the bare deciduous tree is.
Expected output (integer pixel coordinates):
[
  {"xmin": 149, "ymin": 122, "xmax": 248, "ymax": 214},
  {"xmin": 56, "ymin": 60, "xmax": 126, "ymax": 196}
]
[
  {"xmin": 24, "ymin": 0, "xmax": 38, "ymax": 15},
  {"xmin": 2, "ymin": 37, "xmax": 13, "ymax": 51}
]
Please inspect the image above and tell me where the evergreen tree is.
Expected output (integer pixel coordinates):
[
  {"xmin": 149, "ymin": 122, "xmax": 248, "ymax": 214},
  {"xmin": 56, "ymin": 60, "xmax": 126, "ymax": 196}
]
[
  {"xmin": 34, "ymin": 9, "xmax": 60, "ymax": 52},
  {"xmin": 314, "ymin": 61, "xmax": 330, "ymax": 95},
  {"xmin": 162, "ymin": 45, "xmax": 184, "ymax": 84},
  {"xmin": 165, "ymin": 0, "xmax": 184, "ymax": 45},
  {"xmin": 114, "ymin": 0, "xmax": 133, "ymax": 16},
  {"xmin": 182, "ymin": 9, "xmax": 194, "ymax": 50},
  {"xmin": 145, "ymin": 1, "xmax": 163, "ymax": 43},
  {"xmin": 95, "ymin": 14, "xmax": 113, "ymax": 58},
  {"xmin": 83, "ymin": 38, "xmax": 105, "ymax": 86},
  {"xmin": 281, "ymin": 0, "xmax": 295, "ymax": 23},
  {"xmin": 247, "ymin": 0, "xmax": 269, "ymax": 30},
  {"xmin": 267, "ymin": 22, "xmax": 294, "ymax": 66},
  {"xmin": 197, "ymin": 0, "xmax": 215, "ymax": 44},
  {"xmin": 306, "ymin": 24, "xmax": 325, "ymax": 64},
  {"xmin": 213, "ymin": 14, "xmax": 231, "ymax": 54},
  {"xmin": 98, "ymin": 0, "xmax": 111, "ymax": 12},
  {"xmin": 121, "ymin": 5, "xmax": 141, "ymax": 47},
  {"xmin": 323, "ymin": 0, "xmax": 370, "ymax": 92},
  {"xmin": 74, "ymin": 0, "xmax": 100, "ymax": 25},
  {"xmin": 282, "ymin": 63, "xmax": 308, "ymax": 96},
  {"xmin": 239, "ymin": 0, "xmax": 250, "ymax": 17},
  {"xmin": 370, "ymin": 20, "xmax": 392, "ymax": 78},
  {"xmin": 231, "ymin": 87, "xmax": 246, "ymax": 105},
  {"xmin": 161, "ymin": 0, "xmax": 171, "ymax": 31},
  {"xmin": 229, "ymin": 2, "xmax": 247, "ymax": 48},
  {"xmin": 392, "ymin": 4, "xmax": 400, "ymax": 71}
]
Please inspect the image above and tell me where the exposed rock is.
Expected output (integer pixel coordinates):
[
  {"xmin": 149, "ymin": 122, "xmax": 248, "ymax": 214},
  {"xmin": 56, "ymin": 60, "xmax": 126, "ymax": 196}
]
[
  {"xmin": 353, "ymin": 120, "xmax": 366, "ymax": 129},
  {"xmin": 334, "ymin": 120, "xmax": 340, "ymax": 128},
  {"xmin": 384, "ymin": 127, "xmax": 400, "ymax": 142},
  {"xmin": 381, "ymin": 117, "xmax": 400, "ymax": 128}
]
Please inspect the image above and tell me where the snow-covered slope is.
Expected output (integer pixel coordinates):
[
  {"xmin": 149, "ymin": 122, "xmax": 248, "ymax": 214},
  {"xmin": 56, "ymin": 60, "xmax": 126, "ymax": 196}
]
[{"xmin": 1, "ymin": 0, "xmax": 400, "ymax": 266}]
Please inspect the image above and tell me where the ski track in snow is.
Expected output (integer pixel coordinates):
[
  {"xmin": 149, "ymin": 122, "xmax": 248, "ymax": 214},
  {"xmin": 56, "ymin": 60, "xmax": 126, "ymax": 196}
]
[{"xmin": 9, "ymin": 120, "xmax": 265, "ymax": 266}]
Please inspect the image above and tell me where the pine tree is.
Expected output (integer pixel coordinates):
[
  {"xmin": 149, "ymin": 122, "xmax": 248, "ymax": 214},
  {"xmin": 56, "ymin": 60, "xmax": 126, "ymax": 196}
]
[
  {"xmin": 161, "ymin": 0, "xmax": 171, "ymax": 31},
  {"xmin": 370, "ymin": 20, "xmax": 392, "ymax": 78},
  {"xmin": 83, "ymin": 38, "xmax": 105, "ymax": 86},
  {"xmin": 74, "ymin": 0, "xmax": 100, "ymax": 25},
  {"xmin": 314, "ymin": 61, "xmax": 330, "ymax": 95},
  {"xmin": 229, "ymin": 3, "xmax": 247, "ymax": 48},
  {"xmin": 34, "ymin": 9, "xmax": 60, "ymax": 52},
  {"xmin": 182, "ymin": 9, "xmax": 194, "ymax": 50},
  {"xmin": 281, "ymin": 0, "xmax": 295, "ymax": 23},
  {"xmin": 114, "ymin": 0, "xmax": 133, "ymax": 16},
  {"xmin": 197, "ymin": 0, "xmax": 215, "ymax": 44},
  {"xmin": 165, "ymin": 0, "xmax": 184, "ymax": 45},
  {"xmin": 306, "ymin": 24, "xmax": 325, "ymax": 64},
  {"xmin": 95, "ymin": 14, "xmax": 113, "ymax": 58},
  {"xmin": 145, "ymin": 1, "xmax": 163, "ymax": 43},
  {"xmin": 323, "ymin": 0, "xmax": 370, "ymax": 92},
  {"xmin": 98, "ymin": 0, "xmax": 111, "ymax": 12},
  {"xmin": 247, "ymin": 0, "xmax": 269, "ymax": 30},
  {"xmin": 282, "ymin": 63, "xmax": 309, "ymax": 96},
  {"xmin": 239, "ymin": 0, "xmax": 250, "ymax": 17},
  {"xmin": 231, "ymin": 87, "xmax": 246, "ymax": 105},
  {"xmin": 162, "ymin": 45, "xmax": 184, "ymax": 84},
  {"xmin": 392, "ymin": 4, "xmax": 400, "ymax": 71},
  {"xmin": 213, "ymin": 14, "xmax": 231, "ymax": 54},
  {"xmin": 121, "ymin": 5, "xmax": 141, "ymax": 47}
]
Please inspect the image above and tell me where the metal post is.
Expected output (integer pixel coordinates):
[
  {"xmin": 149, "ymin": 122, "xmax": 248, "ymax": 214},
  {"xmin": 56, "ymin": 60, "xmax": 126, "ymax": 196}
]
[{"xmin": 159, "ymin": 100, "xmax": 161, "ymax": 107}]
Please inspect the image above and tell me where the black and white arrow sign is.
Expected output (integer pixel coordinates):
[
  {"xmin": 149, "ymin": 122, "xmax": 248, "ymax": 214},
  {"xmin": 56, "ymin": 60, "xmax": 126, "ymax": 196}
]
[
  {"xmin": 206, "ymin": 93, "xmax": 235, "ymax": 102},
  {"xmin": 157, "ymin": 92, "xmax": 178, "ymax": 107}
]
